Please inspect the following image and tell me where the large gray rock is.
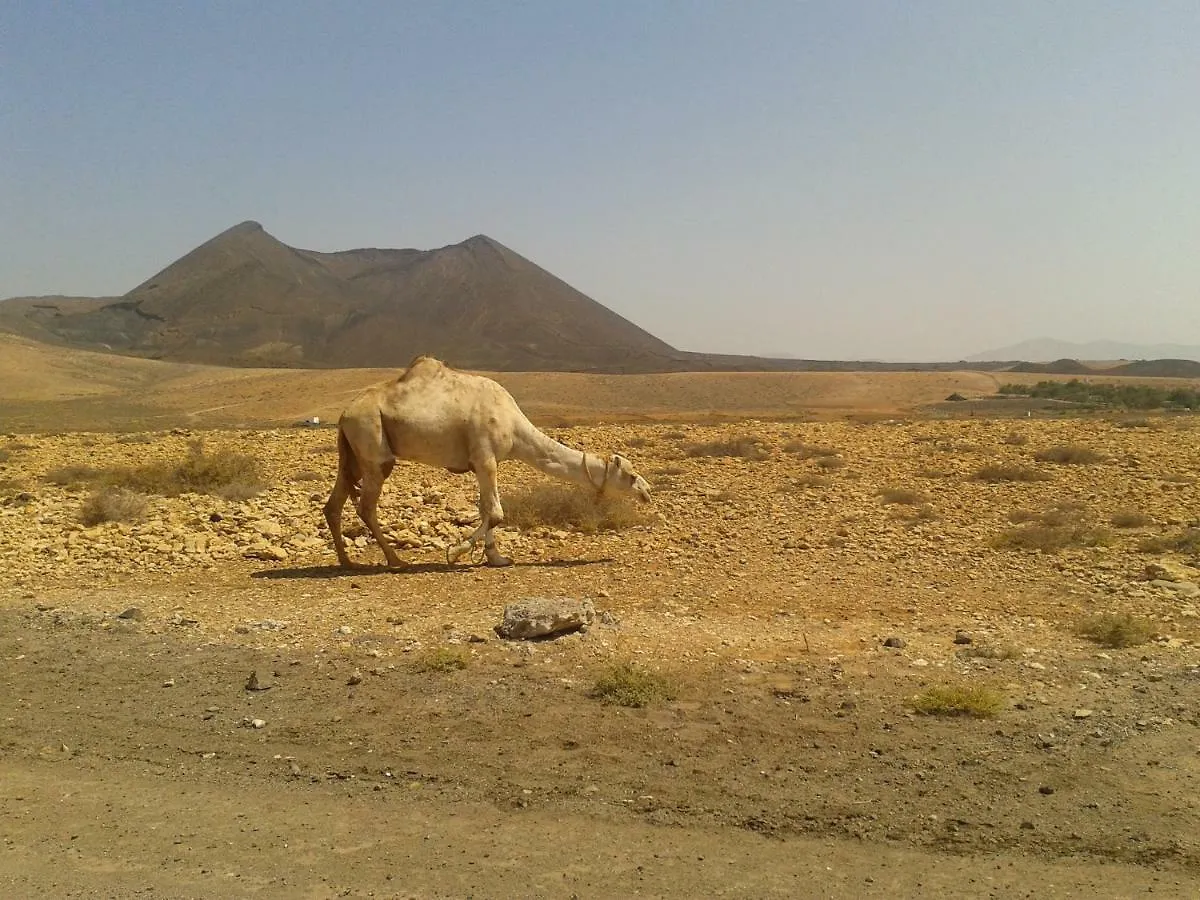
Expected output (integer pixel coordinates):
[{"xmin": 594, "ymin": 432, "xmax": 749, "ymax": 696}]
[{"xmin": 495, "ymin": 597, "xmax": 596, "ymax": 640}]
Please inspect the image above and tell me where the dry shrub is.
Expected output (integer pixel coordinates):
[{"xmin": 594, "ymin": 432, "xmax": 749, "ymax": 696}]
[
  {"xmin": 1137, "ymin": 527, "xmax": 1200, "ymax": 555},
  {"xmin": 1110, "ymin": 509, "xmax": 1153, "ymax": 528},
  {"xmin": 503, "ymin": 483, "xmax": 649, "ymax": 533},
  {"xmin": 1034, "ymin": 444, "xmax": 1105, "ymax": 465},
  {"xmin": 993, "ymin": 522, "xmax": 1113, "ymax": 553},
  {"xmin": 45, "ymin": 440, "xmax": 265, "ymax": 499},
  {"xmin": 624, "ymin": 436, "xmax": 651, "ymax": 449},
  {"xmin": 958, "ymin": 644, "xmax": 1021, "ymax": 661},
  {"xmin": 685, "ymin": 436, "xmax": 769, "ymax": 460},
  {"xmin": 0, "ymin": 449, "xmax": 10, "ymax": 463},
  {"xmin": 291, "ymin": 469, "xmax": 324, "ymax": 483},
  {"xmin": 1076, "ymin": 613, "xmax": 1153, "ymax": 649},
  {"xmin": 44, "ymin": 465, "xmax": 105, "ymax": 486},
  {"xmin": 662, "ymin": 430, "xmax": 687, "ymax": 441},
  {"xmin": 974, "ymin": 464, "xmax": 1050, "ymax": 483},
  {"xmin": 911, "ymin": 683, "xmax": 1005, "ymax": 717},
  {"xmin": 814, "ymin": 455, "xmax": 845, "ymax": 470},
  {"xmin": 654, "ymin": 465, "xmax": 686, "ymax": 477},
  {"xmin": 115, "ymin": 433, "xmax": 155, "ymax": 444},
  {"xmin": 915, "ymin": 467, "xmax": 952, "ymax": 480},
  {"xmin": 783, "ymin": 441, "xmax": 840, "ymax": 459},
  {"xmin": 1003, "ymin": 431, "xmax": 1029, "ymax": 446},
  {"xmin": 411, "ymin": 647, "xmax": 470, "ymax": 673},
  {"xmin": 590, "ymin": 662, "xmax": 676, "ymax": 708},
  {"xmin": 879, "ymin": 487, "xmax": 927, "ymax": 505},
  {"xmin": 79, "ymin": 487, "xmax": 148, "ymax": 526}
]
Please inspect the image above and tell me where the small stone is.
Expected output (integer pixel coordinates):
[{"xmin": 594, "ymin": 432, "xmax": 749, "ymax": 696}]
[
  {"xmin": 162, "ymin": 678, "xmax": 175, "ymax": 688},
  {"xmin": 883, "ymin": 636, "xmax": 906, "ymax": 649},
  {"xmin": 1038, "ymin": 785, "xmax": 1055, "ymax": 795},
  {"xmin": 338, "ymin": 625, "xmax": 353, "ymax": 635},
  {"xmin": 467, "ymin": 633, "xmax": 488, "ymax": 643},
  {"xmin": 911, "ymin": 658, "xmax": 929, "ymax": 667},
  {"xmin": 250, "ymin": 718, "xmax": 266, "ymax": 729},
  {"xmin": 953, "ymin": 631, "xmax": 973, "ymax": 645},
  {"xmin": 117, "ymin": 607, "xmax": 144, "ymax": 621},
  {"xmin": 346, "ymin": 670, "xmax": 363, "ymax": 686},
  {"xmin": 1073, "ymin": 709, "xmax": 1093, "ymax": 719}
]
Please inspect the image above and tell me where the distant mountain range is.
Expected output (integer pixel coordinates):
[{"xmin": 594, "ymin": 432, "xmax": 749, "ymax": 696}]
[{"xmin": 968, "ymin": 338, "xmax": 1200, "ymax": 364}]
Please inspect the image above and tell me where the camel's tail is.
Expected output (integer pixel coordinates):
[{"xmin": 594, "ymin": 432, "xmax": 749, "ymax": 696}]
[{"xmin": 335, "ymin": 423, "xmax": 361, "ymax": 503}]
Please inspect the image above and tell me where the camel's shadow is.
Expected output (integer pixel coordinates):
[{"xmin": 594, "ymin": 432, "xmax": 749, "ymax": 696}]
[{"xmin": 251, "ymin": 557, "xmax": 612, "ymax": 580}]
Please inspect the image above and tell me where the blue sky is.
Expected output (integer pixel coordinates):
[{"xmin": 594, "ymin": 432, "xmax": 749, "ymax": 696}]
[{"xmin": 3, "ymin": 1, "xmax": 1198, "ymax": 360}]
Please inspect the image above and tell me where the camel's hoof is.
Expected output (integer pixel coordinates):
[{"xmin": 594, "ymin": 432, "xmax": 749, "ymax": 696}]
[{"xmin": 485, "ymin": 555, "xmax": 513, "ymax": 568}]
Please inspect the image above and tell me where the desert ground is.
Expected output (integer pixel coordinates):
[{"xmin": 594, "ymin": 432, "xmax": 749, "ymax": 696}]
[{"xmin": 2, "ymin": 340, "xmax": 1200, "ymax": 898}]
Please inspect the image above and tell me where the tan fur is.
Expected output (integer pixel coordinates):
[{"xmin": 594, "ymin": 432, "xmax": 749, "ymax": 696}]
[{"xmin": 324, "ymin": 356, "xmax": 651, "ymax": 568}]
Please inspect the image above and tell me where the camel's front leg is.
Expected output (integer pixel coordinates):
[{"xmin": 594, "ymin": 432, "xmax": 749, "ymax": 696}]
[{"xmin": 448, "ymin": 458, "xmax": 512, "ymax": 567}]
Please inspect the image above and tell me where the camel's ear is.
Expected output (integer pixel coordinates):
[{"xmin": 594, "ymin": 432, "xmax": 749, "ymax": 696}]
[{"xmin": 612, "ymin": 453, "xmax": 630, "ymax": 469}]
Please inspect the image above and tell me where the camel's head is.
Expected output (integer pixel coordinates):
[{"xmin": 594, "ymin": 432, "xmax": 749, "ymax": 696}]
[{"xmin": 607, "ymin": 453, "xmax": 652, "ymax": 503}]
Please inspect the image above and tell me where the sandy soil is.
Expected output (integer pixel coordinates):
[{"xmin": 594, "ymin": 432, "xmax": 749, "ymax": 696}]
[{"xmin": 2, "ymin": 353, "xmax": 1200, "ymax": 897}]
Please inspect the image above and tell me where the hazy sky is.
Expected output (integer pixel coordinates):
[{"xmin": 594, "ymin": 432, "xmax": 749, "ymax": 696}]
[{"xmin": 3, "ymin": 2, "xmax": 1198, "ymax": 360}]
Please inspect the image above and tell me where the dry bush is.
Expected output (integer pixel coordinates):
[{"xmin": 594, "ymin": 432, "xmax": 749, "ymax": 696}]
[
  {"xmin": 503, "ymin": 483, "xmax": 649, "ymax": 533},
  {"xmin": 915, "ymin": 467, "xmax": 952, "ymax": 480},
  {"xmin": 993, "ymin": 522, "xmax": 1113, "ymax": 553},
  {"xmin": 1137, "ymin": 527, "xmax": 1200, "ymax": 555},
  {"xmin": 911, "ymin": 683, "xmax": 1004, "ymax": 717},
  {"xmin": 79, "ymin": 487, "xmax": 148, "ymax": 526},
  {"xmin": 814, "ymin": 455, "xmax": 845, "ymax": 470},
  {"xmin": 624, "ymin": 436, "xmax": 651, "ymax": 449},
  {"xmin": 685, "ymin": 436, "xmax": 769, "ymax": 460},
  {"xmin": 115, "ymin": 433, "xmax": 155, "ymax": 444},
  {"xmin": 783, "ymin": 441, "xmax": 840, "ymax": 459},
  {"xmin": 1110, "ymin": 509, "xmax": 1153, "ymax": 528},
  {"xmin": 1034, "ymin": 444, "xmax": 1105, "ymax": 465},
  {"xmin": 590, "ymin": 662, "xmax": 676, "ymax": 708},
  {"xmin": 44, "ymin": 465, "xmax": 105, "ymax": 486},
  {"xmin": 0, "ymin": 449, "xmax": 10, "ymax": 463},
  {"xmin": 291, "ymin": 469, "xmax": 325, "ymax": 483},
  {"xmin": 44, "ymin": 440, "xmax": 265, "ymax": 499},
  {"xmin": 411, "ymin": 647, "xmax": 470, "ymax": 673},
  {"xmin": 653, "ymin": 465, "xmax": 686, "ymax": 477},
  {"xmin": 662, "ymin": 430, "xmax": 687, "ymax": 441},
  {"xmin": 1003, "ymin": 431, "xmax": 1029, "ymax": 446},
  {"xmin": 1076, "ymin": 613, "xmax": 1153, "ymax": 649},
  {"xmin": 974, "ymin": 463, "xmax": 1050, "ymax": 483},
  {"xmin": 878, "ymin": 487, "xmax": 927, "ymax": 505}
]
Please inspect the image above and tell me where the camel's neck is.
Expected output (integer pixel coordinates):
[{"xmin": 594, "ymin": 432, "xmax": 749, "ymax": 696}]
[{"xmin": 511, "ymin": 420, "xmax": 607, "ymax": 491}]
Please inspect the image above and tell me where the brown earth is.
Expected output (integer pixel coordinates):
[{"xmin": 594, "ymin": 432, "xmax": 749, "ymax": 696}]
[{"xmin": 2, "ymin": 401, "xmax": 1200, "ymax": 897}]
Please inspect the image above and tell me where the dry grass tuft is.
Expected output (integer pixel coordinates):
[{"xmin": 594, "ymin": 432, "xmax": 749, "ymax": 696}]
[
  {"xmin": 685, "ymin": 436, "xmax": 769, "ymax": 460},
  {"xmin": 1076, "ymin": 613, "xmax": 1153, "ymax": 649},
  {"xmin": 1137, "ymin": 528, "xmax": 1200, "ymax": 555},
  {"xmin": 1034, "ymin": 444, "xmax": 1105, "ymax": 465},
  {"xmin": 411, "ymin": 647, "xmax": 470, "ymax": 673},
  {"xmin": 974, "ymin": 464, "xmax": 1051, "ymax": 483},
  {"xmin": 993, "ymin": 512, "xmax": 1113, "ymax": 552},
  {"xmin": 291, "ymin": 470, "xmax": 324, "ymax": 483},
  {"xmin": 45, "ymin": 440, "xmax": 265, "ymax": 499},
  {"xmin": 891, "ymin": 503, "xmax": 940, "ymax": 525},
  {"xmin": 503, "ymin": 483, "xmax": 649, "ymax": 533},
  {"xmin": 79, "ymin": 487, "xmax": 148, "ymax": 526},
  {"xmin": 114, "ymin": 433, "xmax": 155, "ymax": 444},
  {"xmin": 1003, "ymin": 431, "xmax": 1029, "ymax": 446},
  {"xmin": 958, "ymin": 644, "xmax": 1021, "ymax": 661},
  {"xmin": 1110, "ymin": 509, "xmax": 1153, "ymax": 529},
  {"xmin": 589, "ymin": 662, "xmax": 676, "ymax": 708},
  {"xmin": 911, "ymin": 683, "xmax": 1005, "ymax": 717},
  {"xmin": 878, "ymin": 487, "xmax": 927, "ymax": 505}
]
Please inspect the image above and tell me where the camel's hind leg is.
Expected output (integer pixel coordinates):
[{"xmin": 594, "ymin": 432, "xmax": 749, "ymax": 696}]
[
  {"xmin": 447, "ymin": 456, "xmax": 512, "ymax": 567},
  {"xmin": 355, "ymin": 462, "xmax": 403, "ymax": 568},
  {"xmin": 323, "ymin": 475, "xmax": 354, "ymax": 568}
]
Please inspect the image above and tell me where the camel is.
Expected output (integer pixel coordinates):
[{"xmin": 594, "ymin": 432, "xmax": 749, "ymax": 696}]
[{"xmin": 323, "ymin": 356, "xmax": 652, "ymax": 568}]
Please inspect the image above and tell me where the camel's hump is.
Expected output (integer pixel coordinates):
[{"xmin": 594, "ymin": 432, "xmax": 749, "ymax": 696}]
[{"xmin": 399, "ymin": 355, "xmax": 449, "ymax": 381}]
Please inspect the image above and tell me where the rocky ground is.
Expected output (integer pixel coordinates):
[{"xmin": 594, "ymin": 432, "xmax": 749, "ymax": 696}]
[{"xmin": 2, "ymin": 416, "xmax": 1200, "ymax": 897}]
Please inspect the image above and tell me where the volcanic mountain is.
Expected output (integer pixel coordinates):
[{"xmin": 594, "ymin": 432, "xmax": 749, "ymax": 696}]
[{"xmin": 0, "ymin": 222, "xmax": 684, "ymax": 372}]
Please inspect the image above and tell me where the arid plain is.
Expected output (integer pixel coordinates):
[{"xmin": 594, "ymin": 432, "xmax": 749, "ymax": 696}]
[{"xmin": 2, "ymin": 335, "xmax": 1199, "ymax": 898}]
